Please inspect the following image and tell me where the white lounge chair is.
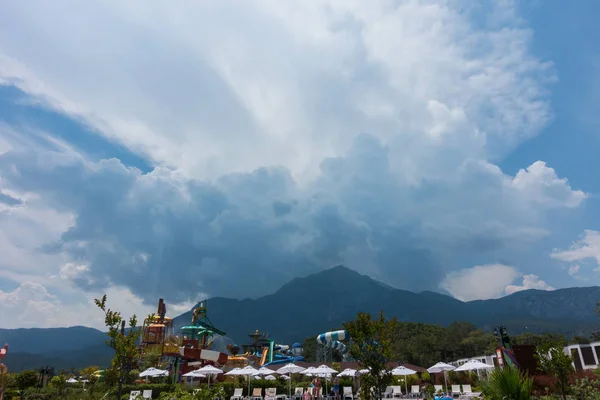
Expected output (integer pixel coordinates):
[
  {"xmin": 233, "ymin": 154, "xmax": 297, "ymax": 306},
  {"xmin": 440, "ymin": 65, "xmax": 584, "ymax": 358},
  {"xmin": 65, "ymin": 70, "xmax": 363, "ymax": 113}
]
[
  {"xmin": 265, "ymin": 387, "xmax": 277, "ymax": 400},
  {"xmin": 142, "ymin": 389, "xmax": 152, "ymax": 399},
  {"xmin": 129, "ymin": 391, "xmax": 141, "ymax": 400},
  {"xmin": 383, "ymin": 386, "xmax": 393, "ymax": 398},
  {"xmin": 434, "ymin": 385, "xmax": 443, "ymax": 395},
  {"xmin": 391, "ymin": 386, "xmax": 402, "ymax": 398},
  {"xmin": 343, "ymin": 387, "xmax": 353, "ymax": 400},
  {"xmin": 451, "ymin": 385, "xmax": 461, "ymax": 397},
  {"xmin": 293, "ymin": 387, "xmax": 304, "ymax": 400},
  {"xmin": 230, "ymin": 388, "xmax": 244, "ymax": 400},
  {"xmin": 410, "ymin": 385, "xmax": 420, "ymax": 398}
]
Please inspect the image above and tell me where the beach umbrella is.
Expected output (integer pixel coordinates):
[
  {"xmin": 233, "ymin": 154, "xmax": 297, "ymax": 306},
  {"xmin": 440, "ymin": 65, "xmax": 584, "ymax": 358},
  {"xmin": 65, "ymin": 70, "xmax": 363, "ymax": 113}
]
[
  {"xmin": 300, "ymin": 366, "xmax": 316, "ymax": 376},
  {"xmin": 182, "ymin": 370, "xmax": 206, "ymax": 378},
  {"xmin": 264, "ymin": 375, "xmax": 276, "ymax": 380},
  {"xmin": 276, "ymin": 363, "xmax": 306, "ymax": 397},
  {"xmin": 196, "ymin": 365, "xmax": 223, "ymax": 387},
  {"xmin": 391, "ymin": 365, "xmax": 416, "ymax": 395},
  {"xmin": 427, "ymin": 362, "xmax": 455, "ymax": 395},
  {"xmin": 139, "ymin": 367, "xmax": 169, "ymax": 377},
  {"xmin": 253, "ymin": 367, "xmax": 275, "ymax": 376},
  {"xmin": 66, "ymin": 378, "xmax": 78, "ymax": 383},
  {"xmin": 337, "ymin": 369, "xmax": 358, "ymax": 377},
  {"xmin": 238, "ymin": 365, "xmax": 259, "ymax": 396},
  {"xmin": 454, "ymin": 359, "xmax": 493, "ymax": 372}
]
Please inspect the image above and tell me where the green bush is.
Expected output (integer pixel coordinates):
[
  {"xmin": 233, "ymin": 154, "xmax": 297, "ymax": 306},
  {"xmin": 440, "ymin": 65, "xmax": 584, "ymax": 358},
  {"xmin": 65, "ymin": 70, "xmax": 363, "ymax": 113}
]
[{"xmin": 482, "ymin": 366, "xmax": 532, "ymax": 400}]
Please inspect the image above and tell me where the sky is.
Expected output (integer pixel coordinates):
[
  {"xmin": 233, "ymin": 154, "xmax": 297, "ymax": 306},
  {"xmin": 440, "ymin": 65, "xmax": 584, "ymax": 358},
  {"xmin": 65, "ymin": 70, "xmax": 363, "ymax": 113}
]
[{"xmin": 0, "ymin": 0, "xmax": 599, "ymax": 330}]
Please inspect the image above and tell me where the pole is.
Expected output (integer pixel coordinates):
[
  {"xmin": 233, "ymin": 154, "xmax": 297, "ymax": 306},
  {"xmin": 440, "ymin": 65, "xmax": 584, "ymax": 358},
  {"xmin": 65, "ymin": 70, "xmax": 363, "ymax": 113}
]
[{"xmin": 443, "ymin": 370, "xmax": 448, "ymax": 396}]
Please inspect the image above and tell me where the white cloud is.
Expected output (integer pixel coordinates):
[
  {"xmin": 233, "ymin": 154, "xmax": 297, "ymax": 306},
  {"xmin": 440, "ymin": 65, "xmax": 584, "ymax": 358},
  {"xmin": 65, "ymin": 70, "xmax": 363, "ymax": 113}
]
[
  {"xmin": 442, "ymin": 264, "xmax": 555, "ymax": 301},
  {"xmin": 440, "ymin": 264, "xmax": 521, "ymax": 302},
  {"xmin": 0, "ymin": 281, "xmax": 196, "ymax": 330},
  {"xmin": 0, "ymin": 0, "xmax": 554, "ymax": 184},
  {"xmin": 551, "ymin": 230, "xmax": 600, "ymax": 266},
  {"xmin": 568, "ymin": 264, "xmax": 580, "ymax": 276},
  {"xmin": 0, "ymin": 0, "xmax": 587, "ymax": 315},
  {"xmin": 504, "ymin": 274, "xmax": 554, "ymax": 295}
]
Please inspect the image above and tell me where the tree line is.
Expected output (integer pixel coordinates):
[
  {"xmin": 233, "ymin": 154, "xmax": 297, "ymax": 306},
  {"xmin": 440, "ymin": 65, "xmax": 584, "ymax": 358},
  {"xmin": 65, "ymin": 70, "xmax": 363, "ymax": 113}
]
[{"xmin": 303, "ymin": 320, "xmax": 572, "ymax": 367}]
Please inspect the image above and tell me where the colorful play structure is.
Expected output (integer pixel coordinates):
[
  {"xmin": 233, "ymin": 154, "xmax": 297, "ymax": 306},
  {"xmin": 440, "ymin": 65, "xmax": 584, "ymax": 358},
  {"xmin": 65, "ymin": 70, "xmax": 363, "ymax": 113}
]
[
  {"xmin": 139, "ymin": 298, "xmax": 304, "ymax": 381},
  {"xmin": 493, "ymin": 326, "xmax": 518, "ymax": 368},
  {"xmin": 316, "ymin": 330, "xmax": 349, "ymax": 362},
  {"xmin": 0, "ymin": 343, "xmax": 8, "ymax": 400}
]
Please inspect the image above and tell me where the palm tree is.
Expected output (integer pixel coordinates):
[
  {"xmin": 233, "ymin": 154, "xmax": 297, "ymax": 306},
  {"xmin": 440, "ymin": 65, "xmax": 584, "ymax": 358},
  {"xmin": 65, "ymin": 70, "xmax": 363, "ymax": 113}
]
[{"xmin": 482, "ymin": 366, "xmax": 532, "ymax": 400}]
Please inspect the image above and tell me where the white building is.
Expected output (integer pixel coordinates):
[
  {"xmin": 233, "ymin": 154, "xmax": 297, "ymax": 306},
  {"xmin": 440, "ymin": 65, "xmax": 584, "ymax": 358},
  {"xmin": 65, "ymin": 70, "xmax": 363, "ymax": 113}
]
[{"xmin": 564, "ymin": 342, "xmax": 600, "ymax": 371}]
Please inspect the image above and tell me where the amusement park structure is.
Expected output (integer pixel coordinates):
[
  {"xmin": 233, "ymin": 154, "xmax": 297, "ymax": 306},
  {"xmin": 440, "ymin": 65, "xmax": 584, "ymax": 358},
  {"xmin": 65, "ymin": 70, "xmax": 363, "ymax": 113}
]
[
  {"xmin": 316, "ymin": 330, "xmax": 349, "ymax": 363},
  {"xmin": 140, "ymin": 298, "xmax": 304, "ymax": 381},
  {"xmin": 140, "ymin": 299, "xmax": 228, "ymax": 380}
]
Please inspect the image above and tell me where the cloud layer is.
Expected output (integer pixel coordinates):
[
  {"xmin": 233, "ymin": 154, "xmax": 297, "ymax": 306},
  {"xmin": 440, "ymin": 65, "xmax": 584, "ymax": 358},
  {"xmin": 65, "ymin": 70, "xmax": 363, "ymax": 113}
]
[{"xmin": 0, "ymin": 0, "xmax": 591, "ymax": 325}]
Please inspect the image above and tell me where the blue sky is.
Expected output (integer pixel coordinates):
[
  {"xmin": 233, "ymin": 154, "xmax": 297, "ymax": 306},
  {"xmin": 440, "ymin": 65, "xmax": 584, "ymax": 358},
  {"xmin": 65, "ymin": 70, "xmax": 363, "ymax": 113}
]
[{"xmin": 0, "ymin": 0, "xmax": 599, "ymax": 329}]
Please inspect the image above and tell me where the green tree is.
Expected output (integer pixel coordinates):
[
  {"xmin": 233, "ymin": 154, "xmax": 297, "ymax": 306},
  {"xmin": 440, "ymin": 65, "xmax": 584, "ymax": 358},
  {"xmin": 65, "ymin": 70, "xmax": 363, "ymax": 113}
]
[
  {"xmin": 536, "ymin": 346, "xmax": 574, "ymax": 400},
  {"xmin": 15, "ymin": 370, "xmax": 39, "ymax": 390},
  {"xmin": 95, "ymin": 294, "xmax": 144, "ymax": 400},
  {"xmin": 49, "ymin": 374, "xmax": 67, "ymax": 392},
  {"xmin": 344, "ymin": 311, "xmax": 394, "ymax": 400}
]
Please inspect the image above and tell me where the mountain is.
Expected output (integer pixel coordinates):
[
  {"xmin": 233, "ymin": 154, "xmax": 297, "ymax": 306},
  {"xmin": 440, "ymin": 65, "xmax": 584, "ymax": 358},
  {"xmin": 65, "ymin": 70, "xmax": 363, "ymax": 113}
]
[
  {"xmin": 173, "ymin": 266, "xmax": 600, "ymax": 343},
  {"xmin": 3, "ymin": 266, "xmax": 600, "ymax": 371}
]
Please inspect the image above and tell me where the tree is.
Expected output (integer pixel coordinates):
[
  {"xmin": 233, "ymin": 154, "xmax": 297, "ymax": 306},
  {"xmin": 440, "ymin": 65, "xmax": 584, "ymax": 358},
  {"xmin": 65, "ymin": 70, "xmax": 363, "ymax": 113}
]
[
  {"xmin": 15, "ymin": 370, "xmax": 38, "ymax": 390},
  {"xmin": 344, "ymin": 311, "xmax": 395, "ymax": 400},
  {"xmin": 95, "ymin": 294, "xmax": 144, "ymax": 400},
  {"xmin": 49, "ymin": 374, "xmax": 66, "ymax": 393},
  {"xmin": 536, "ymin": 345, "xmax": 574, "ymax": 400}
]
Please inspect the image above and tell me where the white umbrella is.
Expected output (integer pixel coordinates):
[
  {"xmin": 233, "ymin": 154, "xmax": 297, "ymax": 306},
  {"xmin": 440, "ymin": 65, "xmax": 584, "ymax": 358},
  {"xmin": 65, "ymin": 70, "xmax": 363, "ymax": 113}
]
[
  {"xmin": 264, "ymin": 375, "xmax": 276, "ymax": 381},
  {"xmin": 253, "ymin": 367, "xmax": 275, "ymax": 376},
  {"xmin": 66, "ymin": 378, "xmax": 78, "ymax": 383},
  {"xmin": 182, "ymin": 370, "xmax": 207, "ymax": 378},
  {"xmin": 392, "ymin": 366, "xmax": 416, "ymax": 395},
  {"xmin": 427, "ymin": 362, "xmax": 455, "ymax": 395},
  {"xmin": 225, "ymin": 368, "xmax": 242, "ymax": 376},
  {"xmin": 454, "ymin": 359, "xmax": 493, "ymax": 372},
  {"xmin": 337, "ymin": 369, "xmax": 358, "ymax": 377},
  {"xmin": 139, "ymin": 367, "xmax": 169, "ymax": 377},
  {"xmin": 196, "ymin": 365, "xmax": 223, "ymax": 387},
  {"xmin": 358, "ymin": 369, "xmax": 369, "ymax": 374},
  {"xmin": 300, "ymin": 366, "xmax": 316, "ymax": 376},
  {"xmin": 238, "ymin": 365, "xmax": 259, "ymax": 396},
  {"xmin": 276, "ymin": 363, "xmax": 306, "ymax": 397}
]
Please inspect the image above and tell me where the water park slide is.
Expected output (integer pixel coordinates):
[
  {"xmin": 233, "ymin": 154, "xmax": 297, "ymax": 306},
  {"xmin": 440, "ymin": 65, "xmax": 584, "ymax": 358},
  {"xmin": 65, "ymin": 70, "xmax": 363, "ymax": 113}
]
[
  {"xmin": 263, "ymin": 355, "xmax": 306, "ymax": 367},
  {"xmin": 260, "ymin": 347, "xmax": 269, "ymax": 366},
  {"xmin": 316, "ymin": 330, "xmax": 349, "ymax": 355},
  {"xmin": 179, "ymin": 347, "xmax": 229, "ymax": 365}
]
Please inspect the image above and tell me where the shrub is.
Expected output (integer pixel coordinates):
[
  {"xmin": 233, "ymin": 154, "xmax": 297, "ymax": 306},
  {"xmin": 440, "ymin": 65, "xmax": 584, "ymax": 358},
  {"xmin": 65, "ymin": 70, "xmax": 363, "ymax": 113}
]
[{"xmin": 482, "ymin": 366, "xmax": 532, "ymax": 400}]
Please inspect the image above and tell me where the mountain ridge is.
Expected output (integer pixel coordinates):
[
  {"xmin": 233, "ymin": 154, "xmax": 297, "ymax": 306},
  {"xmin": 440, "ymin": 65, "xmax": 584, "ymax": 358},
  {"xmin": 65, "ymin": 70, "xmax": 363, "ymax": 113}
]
[{"xmin": 2, "ymin": 266, "xmax": 600, "ymax": 371}]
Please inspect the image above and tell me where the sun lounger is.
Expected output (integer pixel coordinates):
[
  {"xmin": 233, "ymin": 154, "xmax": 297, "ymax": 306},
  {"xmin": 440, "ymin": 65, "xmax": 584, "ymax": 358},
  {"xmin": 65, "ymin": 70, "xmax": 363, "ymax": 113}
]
[
  {"xmin": 142, "ymin": 389, "xmax": 152, "ymax": 399},
  {"xmin": 231, "ymin": 388, "xmax": 244, "ymax": 400},
  {"xmin": 410, "ymin": 385, "xmax": 420, "ymax": 398},
  {"xmin": 382, "ymin": 386, "xmax": 393, "ymax": 398},
  {"xmin": 391, "ymin": 386, "xmax": 402, "ymax": 398},
  {"xmin": 343, "ymin": 387, "xmax": 353, "ymax": 400},
  {"xmin": 252, "ymin": 387, "xmax": 263, "ymax": 400},
  {"xmin": 451, "ymin": 385, "xmax": 461, "ymax": 397},
  {"xmin": 129, "ymin": 391, "xmax": 141, "ymax": 400},
  {"xmin": 293, "ymin": 387, "xmax": 304, "ymax": 400},
  {"xmin": 265, "ymin": 387, "xmax": 277, "ymax": 400},
  {"xmin": 434, "ymin": 385, "xmax": 443, "ymax": 395}
]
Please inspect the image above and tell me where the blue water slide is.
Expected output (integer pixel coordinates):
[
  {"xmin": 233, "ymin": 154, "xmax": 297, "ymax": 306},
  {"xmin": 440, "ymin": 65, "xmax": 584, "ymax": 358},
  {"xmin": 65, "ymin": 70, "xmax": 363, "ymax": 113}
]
[{"xmin": 262, "ymin": 356, "xmax": 306, "ymax": 367}]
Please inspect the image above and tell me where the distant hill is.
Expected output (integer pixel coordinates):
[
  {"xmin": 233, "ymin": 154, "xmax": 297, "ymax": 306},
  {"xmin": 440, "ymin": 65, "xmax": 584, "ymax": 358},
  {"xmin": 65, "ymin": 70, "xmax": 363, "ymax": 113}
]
[
  {"xmin": 173, "ymin": 266, "xmax": 600, "ymax": 343},
  {"xmin": 3, "ymin": 266, "xmax": 600, "ymax": 371}
]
